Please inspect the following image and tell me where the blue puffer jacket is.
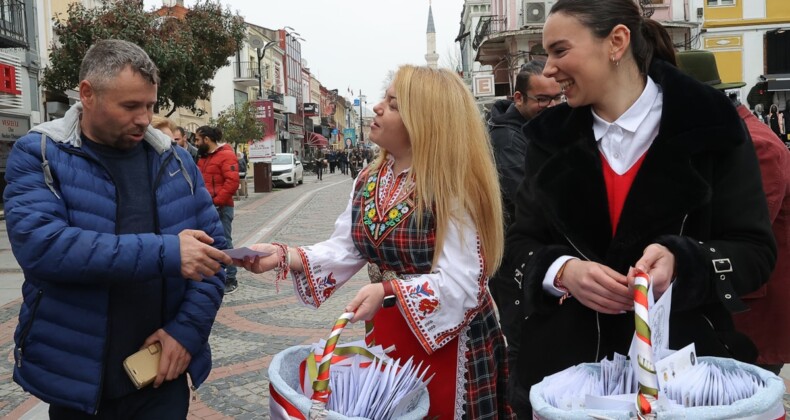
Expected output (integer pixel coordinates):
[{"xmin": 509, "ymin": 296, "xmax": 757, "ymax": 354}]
[{"xmin": 4, "ymin": 103, "xmax": 226, "ymax": 414}]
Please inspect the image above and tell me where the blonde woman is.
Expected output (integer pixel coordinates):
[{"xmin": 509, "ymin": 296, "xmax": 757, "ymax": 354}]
[
  {"xmin": 237, "ymin": 65, "xmax": 513, "ymax": 419},
  {"xmin": 151, "ymin": 115, "xmax": 177, "ymax": 139}
]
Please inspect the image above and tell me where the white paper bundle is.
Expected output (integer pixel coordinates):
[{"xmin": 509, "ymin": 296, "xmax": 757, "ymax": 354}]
[
  {"xmin": 324, "ymin": 356, "xmax": 432, "ymax": 419},
  {"xmin": 299, "ymin": 339, "xmax": 431, "ymax": 420}
]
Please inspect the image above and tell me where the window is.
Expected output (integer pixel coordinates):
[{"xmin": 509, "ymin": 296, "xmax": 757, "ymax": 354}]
[{"xmin": 707, "ymin": 0, "xmax": 735, "ymax": 6}]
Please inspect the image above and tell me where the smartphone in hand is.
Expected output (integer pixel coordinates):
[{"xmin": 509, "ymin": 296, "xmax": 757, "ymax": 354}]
[{"xmin": 123, "ymin": 342, "xmax": 162, "ymax": 389}]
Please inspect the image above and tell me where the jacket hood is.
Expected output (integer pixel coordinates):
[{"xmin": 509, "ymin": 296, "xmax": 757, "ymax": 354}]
[
  {"xmin": 488, "ymin": 99, "xmax": 528, "ymax": 131},
  {"xmin": 30, "ymin": 102, "xmax": 193, "ymax": 198},
  {"xmin": 31, "ymin": 102, "xmax": 173, "ymax": 155},
  {"xmin": 524, "ymin": 59, "xmax": 746, "ymax": 155}
]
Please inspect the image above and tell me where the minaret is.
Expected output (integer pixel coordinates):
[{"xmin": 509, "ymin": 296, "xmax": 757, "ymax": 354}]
[{"xmin": 425, "ymin": 0, "xmax": 439, "ymax": 69}]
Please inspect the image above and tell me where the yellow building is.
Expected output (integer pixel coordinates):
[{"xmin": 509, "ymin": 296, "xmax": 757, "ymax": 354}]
[{"xmin": 701, "ymin": 0, "xmax": 790, "ymax": 111}]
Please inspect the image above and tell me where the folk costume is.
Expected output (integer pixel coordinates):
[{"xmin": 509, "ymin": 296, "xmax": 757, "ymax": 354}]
[{"xmin": 290, "ymin": 158, "xmax": 512, "ymax": 419}]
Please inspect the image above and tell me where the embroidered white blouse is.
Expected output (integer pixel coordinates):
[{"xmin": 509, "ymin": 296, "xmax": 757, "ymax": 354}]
[{"xmin": 292, "ymin": 164, "xmax": 487, "ymax": 354}]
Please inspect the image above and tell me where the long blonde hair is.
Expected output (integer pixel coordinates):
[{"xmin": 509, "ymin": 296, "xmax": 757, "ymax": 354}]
[{"xmin": 370, "ymin": 65, "xmax": 504, "ymax": 275}]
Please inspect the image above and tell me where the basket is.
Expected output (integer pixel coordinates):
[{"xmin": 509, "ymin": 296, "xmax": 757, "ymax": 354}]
[
  {"xmin": 530, "ymin": 271, "xmax": 786, "ymax": 419},
  {"xmin": 268, "ymin": 313, "xmax": 430, "ymax": 420},
  {"xmin": 530, "ymin": 357, "xmax": 786, "ymax": 419}
]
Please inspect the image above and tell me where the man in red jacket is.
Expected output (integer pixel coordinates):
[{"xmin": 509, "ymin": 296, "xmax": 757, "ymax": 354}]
[{"xmin": 196, "ymin": 126, "xmax": 240, "ymax": 293}]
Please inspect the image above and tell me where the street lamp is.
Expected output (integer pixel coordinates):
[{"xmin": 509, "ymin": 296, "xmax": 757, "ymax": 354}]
[
  {"xmin": 255, "ymin": 40, "xmax": 277, "ymax": 99},
  {"xmin": 359, "ymin": 90, "xmax": 366, "ymax": 150}
]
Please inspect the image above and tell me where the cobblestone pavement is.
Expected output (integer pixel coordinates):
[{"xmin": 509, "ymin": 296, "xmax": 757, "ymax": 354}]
[{"xmin": 1, "ymin": 169, "xmax": 790, "ymax": 419}]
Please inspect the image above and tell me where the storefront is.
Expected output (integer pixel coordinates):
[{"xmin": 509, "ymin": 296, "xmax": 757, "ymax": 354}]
[{"xmin": 0, "ymin": 113, "xmax": 30, "ymax": 202}]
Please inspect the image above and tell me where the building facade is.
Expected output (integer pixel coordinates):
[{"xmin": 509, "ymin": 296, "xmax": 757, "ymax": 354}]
[
  {"xmin": 1, "ymin": 0, "xmax": 43, "ymax": 199},
  {"xmin": 279, "ymin": 28, "xmax": 304, "ymax": 156},
  {"xmin": 463, "ymin": 0, "xmax": 701, "ymax": 109},
  {"xmin": 697, "ymin": 0, "xmax": 790, "ymax": 114}
]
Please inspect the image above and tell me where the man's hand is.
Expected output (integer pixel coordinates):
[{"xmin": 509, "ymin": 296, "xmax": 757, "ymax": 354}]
[
  {"xmin": 142, "ymin": 329, "xmax": 191, "ymax": 388},
  {"xmin": 562, "ymin": 259, "xmax": 633, "ymax": 314},
  {"xmin": 345, "ymin": 283, "xmax": 385, "ymax": 323},
  {"xmin": 629, "ymin": 244, "xmax": 676, "ymax": 299},
  {"xmin": 179, "ymin": 230, "xmax": 232, "ymax": 281}
]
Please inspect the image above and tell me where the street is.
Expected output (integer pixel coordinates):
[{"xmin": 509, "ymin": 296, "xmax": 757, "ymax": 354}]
[{"xmin": 0, "ymin": 169, "xmax": 789, "ymax": 419}]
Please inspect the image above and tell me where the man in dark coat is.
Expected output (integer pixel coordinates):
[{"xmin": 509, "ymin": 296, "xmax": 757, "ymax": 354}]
[{"xmin": 487, "ymin": 60, "xmax": 562, "ymax": 358}]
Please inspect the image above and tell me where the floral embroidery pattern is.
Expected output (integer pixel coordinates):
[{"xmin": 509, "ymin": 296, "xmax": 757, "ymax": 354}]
[
  {"xmin": 317, "ymin": 273, "xmax": 337, "ymax": 299},
  {"xmin": 362, "ymin": 175, "xmax": 378, "ymax": 199},
  {"xmin": 405, "ymin": 281, "xmax": 440, "ymax": 319},
  {"xmin": 360, "ymin": 169, "xmax": 415, "ymax": 245}
]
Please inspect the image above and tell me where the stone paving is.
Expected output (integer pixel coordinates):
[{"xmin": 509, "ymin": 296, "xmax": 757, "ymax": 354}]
[{"xmin": 0, "ymin": 169, "xmax": 789, "ymax": 419}]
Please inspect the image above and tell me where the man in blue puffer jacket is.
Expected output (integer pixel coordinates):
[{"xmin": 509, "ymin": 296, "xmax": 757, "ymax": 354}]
[{"xmin": 3, "ymin": 40, "xmax": 233, "ymax": 418}]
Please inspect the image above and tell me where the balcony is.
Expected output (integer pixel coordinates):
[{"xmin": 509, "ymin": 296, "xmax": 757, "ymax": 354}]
[
  {"xmin": 265, "ymin": 90, "xmax": 283, "ymax": 105},
  {"xmin": 0, "ymin": 0, "xmax": 27, "ymax": 49},
  {"xmin": 472, "ymin": 15, "xmax": 507, "ymax": 50},
  {"xmin": 233, "ymin": 61, "xmax": 258, "ymax": 86}
]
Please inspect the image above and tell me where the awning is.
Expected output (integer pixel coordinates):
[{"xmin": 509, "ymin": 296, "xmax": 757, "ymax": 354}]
[
  {"xmin": 306, "ymin": 132, "xmax": 328, "ymax": 147},
  {"xmin": 765, "ymin": 74, "xmax": 790, "ymax": 91}
]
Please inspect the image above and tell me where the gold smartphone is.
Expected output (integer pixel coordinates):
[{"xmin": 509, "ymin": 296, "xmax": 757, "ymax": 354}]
[{"xmin": 123, "ymin": 342, "xmax": 162, "ymax": 389}]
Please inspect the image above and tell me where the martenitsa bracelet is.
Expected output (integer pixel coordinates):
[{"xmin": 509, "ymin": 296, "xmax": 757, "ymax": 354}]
[{"xmin": 272, "ymin": 242, "xmax": 290, "ymax": 293}]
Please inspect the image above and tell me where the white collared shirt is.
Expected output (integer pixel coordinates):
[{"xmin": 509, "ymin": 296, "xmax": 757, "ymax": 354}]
[
  {"xmin": 542, "ymin": 76, "xmax": 664, "ymax": 296},
  {"xmin": 592, "ymin": 76, "xmax": 663, "ymax": 174}
]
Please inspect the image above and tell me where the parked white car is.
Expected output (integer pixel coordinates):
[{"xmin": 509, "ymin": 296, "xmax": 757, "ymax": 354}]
[{"xmin": 271, "ymin": 153, "xmax": 304, "ymax": 187}]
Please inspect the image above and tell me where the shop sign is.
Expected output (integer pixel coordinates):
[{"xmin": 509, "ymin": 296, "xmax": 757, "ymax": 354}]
[
  {"xmin": 0, "ymin": 63, "xmax": 21, "ymax": 95},
  {"xmin": 0, "ymin": 114, "xmax": 30, "ymax": 171}
]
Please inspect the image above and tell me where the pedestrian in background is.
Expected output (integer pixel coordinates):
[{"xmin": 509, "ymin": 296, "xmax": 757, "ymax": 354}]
[
  {"xmin": 500, "ymin": 0, "xmax": 776, "ymax": 416},
  {"xmin": 151, "ymin": 115, "xmax": 177, "ymax": 139},
  {"xmin": 487, "ymin": 59, "xmax": 562, "ymax": 361},
  {"xmin": 237, "ymin": 151, "xmax": 248, "ymax": 199},
  {"xmin": 327, "ymin": 149, "xmax": 337, "ymax": 173},
  {"xmin": 314, "ymin": 147, "xmax": 325, "ymax": 181},
  {"xmin": 195, "ymin": 125, "xmax": 240, "ymax": 294},
  {"xmin": 3, "ymin": 39, "xmax": 230, "ymax": 418},
  {"xmin": 769, "ymin": 104, "xmax": 784, "ymax": 140},
  {"xmin": 236, "ymin": 65, "xmax": 513, "ymax": 419},
  {"xmin": 753, "ymin": 103, "xmax": 767, "ymax": 125},
  {"xmin": 349, "ymin": 149, "xmax": 363, "ymax": 178},
  {"xmin": 174, "ymin": 126, "xmax": 199, "ymax": 162},
  {"xmin": 339, "ymin": 149, "xmax": 349, "ymax": 175},
  {"xmin": 676, "ymin": 50, "xmax": 790, "ymax": 376}
]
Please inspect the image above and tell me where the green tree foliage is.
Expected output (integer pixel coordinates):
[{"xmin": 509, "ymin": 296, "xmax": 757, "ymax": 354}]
[
  {"xmin": 43, "ymin": 0, "xmax": 246, "ymax": 117},
  {"xmin": 211, "ymin": 101, "xmax": 265, "ymax": 149}
]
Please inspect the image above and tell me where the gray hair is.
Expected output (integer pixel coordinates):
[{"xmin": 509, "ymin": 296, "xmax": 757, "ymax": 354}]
[
  {"xmin": 755, "ymin": 103, "xmax": 764, "ymax": 114},
  {"xmin": 79, "ymin": 39, "xmax": 160, "ymax": 90}
]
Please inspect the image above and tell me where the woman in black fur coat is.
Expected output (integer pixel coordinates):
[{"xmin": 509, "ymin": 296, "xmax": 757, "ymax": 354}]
[{"xmin": 498, "ymin": 0, "xmax": 777, "ymax": 416}]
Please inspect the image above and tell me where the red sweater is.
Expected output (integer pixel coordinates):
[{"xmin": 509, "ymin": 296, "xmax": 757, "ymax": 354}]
[
  {"xmin": 601, "ymin": 152, "xmax": 648, "ymax": 235},
  {"xmin": 197, "ymin": 143, "xmax": 240, "ymax": 207}
]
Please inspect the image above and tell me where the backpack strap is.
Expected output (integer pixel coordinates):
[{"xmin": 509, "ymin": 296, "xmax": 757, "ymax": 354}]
[{"xmin": 40, "ymin": 133, "xmax": 61, "ymax": 199}]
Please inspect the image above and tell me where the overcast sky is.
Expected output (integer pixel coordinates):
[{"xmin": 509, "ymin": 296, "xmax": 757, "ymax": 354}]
[{"xmin": 144, "ymin": 0, "xmax": 465, "ymax": 106}]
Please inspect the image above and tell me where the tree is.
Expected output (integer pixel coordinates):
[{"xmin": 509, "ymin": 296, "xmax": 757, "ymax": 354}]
[
  {"xmin": 441, "ymin": 44, "xmax": 463, "ymax": 73},
  {"xmin": 211, "ymin": 101, "xmax": 265, "ymax": 150},
  {"xmin": 43, "ymin": 0, "xmax": 246, "ymax": 117}
]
